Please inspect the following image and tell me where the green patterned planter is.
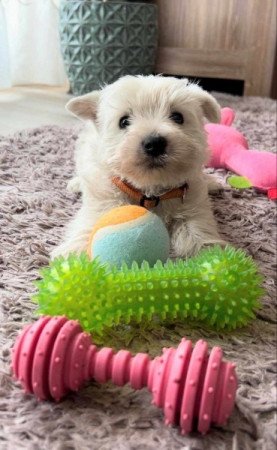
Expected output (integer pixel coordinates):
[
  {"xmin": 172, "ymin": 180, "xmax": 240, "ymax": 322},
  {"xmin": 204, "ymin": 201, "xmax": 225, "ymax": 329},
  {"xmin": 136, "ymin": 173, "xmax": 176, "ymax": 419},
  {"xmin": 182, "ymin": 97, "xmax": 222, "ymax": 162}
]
[{"xmin": 59, "ymin": 0, "xmax": 158, "ymax": 95}]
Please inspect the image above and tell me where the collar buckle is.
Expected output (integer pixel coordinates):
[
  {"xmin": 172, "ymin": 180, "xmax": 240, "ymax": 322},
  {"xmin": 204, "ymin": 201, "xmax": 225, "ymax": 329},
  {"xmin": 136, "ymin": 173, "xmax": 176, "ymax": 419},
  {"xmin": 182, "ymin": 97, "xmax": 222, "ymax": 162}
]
[{"xmin": 140, "ymin": 194, "xmax": 160, "ymax": 208}]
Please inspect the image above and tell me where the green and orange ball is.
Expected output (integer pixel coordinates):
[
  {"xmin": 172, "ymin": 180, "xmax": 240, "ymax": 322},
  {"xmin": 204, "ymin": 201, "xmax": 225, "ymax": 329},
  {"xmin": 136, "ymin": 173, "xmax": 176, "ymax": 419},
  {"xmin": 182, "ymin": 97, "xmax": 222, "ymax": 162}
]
[{"xmin": 87, "ymin": 205, "xmax": 170, "ymax": 268}]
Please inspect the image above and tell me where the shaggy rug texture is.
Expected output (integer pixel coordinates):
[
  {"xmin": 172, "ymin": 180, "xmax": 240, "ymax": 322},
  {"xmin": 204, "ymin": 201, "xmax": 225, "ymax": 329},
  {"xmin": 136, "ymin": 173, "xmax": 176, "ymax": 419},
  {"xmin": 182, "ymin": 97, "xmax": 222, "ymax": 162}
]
[{"xmin": 0, "ymin": 93, "xmax": 276, "ymax": 450}]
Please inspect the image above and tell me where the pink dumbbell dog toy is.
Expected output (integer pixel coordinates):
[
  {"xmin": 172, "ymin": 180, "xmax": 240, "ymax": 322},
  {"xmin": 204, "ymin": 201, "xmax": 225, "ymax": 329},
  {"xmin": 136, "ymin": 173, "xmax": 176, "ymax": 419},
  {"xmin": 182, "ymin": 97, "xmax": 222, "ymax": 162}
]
[{"xmin": 12, "ymin": 316, "xmax": 237, "ymax": 435}]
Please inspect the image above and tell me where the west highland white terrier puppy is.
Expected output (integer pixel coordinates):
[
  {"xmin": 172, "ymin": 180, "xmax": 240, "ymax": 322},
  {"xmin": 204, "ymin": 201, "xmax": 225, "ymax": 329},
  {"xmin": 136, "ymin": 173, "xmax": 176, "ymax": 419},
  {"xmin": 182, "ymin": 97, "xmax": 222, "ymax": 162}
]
[{"xmin": 52, "ymin": 75, "xmax": 225, "ymax": 260}]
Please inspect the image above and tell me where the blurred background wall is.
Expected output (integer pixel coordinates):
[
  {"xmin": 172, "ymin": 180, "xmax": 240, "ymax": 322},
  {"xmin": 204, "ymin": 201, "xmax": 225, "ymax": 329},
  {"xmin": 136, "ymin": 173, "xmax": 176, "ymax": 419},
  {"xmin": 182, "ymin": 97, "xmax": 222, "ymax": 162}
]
[{"xmin": 0, "ymin": 0, "xmax": 276, "ymax": 97}]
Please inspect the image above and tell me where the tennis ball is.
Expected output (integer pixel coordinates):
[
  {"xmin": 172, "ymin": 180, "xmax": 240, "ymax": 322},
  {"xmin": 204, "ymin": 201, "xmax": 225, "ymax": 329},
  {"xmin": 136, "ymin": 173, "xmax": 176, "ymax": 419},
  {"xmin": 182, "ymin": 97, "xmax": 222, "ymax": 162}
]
[{"xmin": 87, "ymin": 205, "xmax": 170, "ymax": 268}]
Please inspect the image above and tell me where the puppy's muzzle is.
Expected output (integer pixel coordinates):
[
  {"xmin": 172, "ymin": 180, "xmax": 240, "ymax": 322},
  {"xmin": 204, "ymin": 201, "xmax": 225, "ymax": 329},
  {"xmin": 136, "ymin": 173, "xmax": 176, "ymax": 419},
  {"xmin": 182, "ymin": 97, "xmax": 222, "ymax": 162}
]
[{"xmin": 142, "ymin": 134, "xmax": 167, "ymax": 158}]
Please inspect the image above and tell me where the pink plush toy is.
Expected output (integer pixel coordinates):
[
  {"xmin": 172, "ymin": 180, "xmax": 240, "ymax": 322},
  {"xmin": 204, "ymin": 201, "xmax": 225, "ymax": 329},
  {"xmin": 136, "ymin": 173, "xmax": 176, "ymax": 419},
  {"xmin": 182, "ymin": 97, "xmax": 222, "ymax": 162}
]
[{"xmin": 206, "ymin": 108, "xmax": 277, "ymax": 200}]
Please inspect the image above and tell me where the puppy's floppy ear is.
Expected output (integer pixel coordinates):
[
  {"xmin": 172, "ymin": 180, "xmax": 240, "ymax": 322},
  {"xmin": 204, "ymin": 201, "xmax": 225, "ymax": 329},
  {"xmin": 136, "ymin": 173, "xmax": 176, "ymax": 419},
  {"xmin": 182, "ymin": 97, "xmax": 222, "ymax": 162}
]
[
  {"xmin": 65, "ymin": 91, "xmax": 100, "ymax": 121},
  {"xmin": 185, "ymin": 83, "xmax": 221, "ymax": 123},
  {"xmin": 196, "ymin": 90, "xmax": 221, "ymax": 123}
]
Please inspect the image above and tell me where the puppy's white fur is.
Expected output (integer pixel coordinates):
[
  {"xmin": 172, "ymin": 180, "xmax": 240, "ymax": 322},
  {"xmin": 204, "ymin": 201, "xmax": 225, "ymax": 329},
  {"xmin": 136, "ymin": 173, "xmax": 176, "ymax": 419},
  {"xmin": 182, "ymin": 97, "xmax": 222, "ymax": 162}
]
[{"xmin": 52, "ymin": 75, "xmax": 225, "ymax": 259}]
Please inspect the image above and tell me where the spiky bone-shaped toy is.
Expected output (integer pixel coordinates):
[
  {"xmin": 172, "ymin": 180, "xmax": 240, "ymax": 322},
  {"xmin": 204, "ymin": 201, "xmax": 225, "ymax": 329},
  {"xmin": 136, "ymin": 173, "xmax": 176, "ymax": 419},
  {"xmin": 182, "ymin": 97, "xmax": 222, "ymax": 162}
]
[{"xmin": 34, "ymin": 246, "xmax": 263, "ymax": 334}]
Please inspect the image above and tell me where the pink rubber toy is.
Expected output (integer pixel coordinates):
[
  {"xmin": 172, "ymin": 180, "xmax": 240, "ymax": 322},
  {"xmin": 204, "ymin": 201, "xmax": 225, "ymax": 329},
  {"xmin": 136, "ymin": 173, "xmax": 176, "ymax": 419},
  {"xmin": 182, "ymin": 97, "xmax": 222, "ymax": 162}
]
[
  {"xmin": 206, "ymin": 107, "xmax": 277, "ymax": 200},
  {"xmin": 11, "ymin": 316, "xmax": 238, "ymax": 435}
]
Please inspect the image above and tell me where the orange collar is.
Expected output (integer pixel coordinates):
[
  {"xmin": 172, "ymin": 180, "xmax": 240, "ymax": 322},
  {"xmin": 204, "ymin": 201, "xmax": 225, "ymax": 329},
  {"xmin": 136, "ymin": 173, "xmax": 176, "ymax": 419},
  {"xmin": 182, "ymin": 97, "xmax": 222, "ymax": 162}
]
[{"xmin": 111, "ymin": 176, "xmax": 189, "ymax": 209}]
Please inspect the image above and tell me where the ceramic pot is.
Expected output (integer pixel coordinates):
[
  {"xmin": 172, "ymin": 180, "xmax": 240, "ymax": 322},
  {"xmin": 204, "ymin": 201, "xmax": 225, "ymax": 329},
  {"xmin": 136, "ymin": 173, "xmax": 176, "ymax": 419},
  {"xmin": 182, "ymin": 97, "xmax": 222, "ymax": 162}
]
[{"xmin": 59, "ymin": 0, "xmax": 158, "ymax": 95}]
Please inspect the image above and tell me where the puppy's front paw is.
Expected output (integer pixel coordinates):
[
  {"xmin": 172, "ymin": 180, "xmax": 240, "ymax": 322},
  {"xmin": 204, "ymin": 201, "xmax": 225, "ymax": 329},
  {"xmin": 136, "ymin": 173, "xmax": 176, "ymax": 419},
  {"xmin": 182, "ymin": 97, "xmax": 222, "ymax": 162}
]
[
  {"xmin": 50, "ymin": 240, "xmax": 86, "ymax": 260},
  {"xmin": 172, "ymin": 239, "xmax": 227, "ymax": 260},
  {"xmin": 171, "ymin": 238, "xmax": 200, "ymax": 260},
  {"xmin": 171, "ymin": 220, "xmax": 227, "ymax": 260},
  {"xmin": 208, "ymin": 180, "xmax": 223, "ymax": 193},
  {"xmin": 50, "ymin": 244, "xmax": 72, "ymax": 260},
  {"xmin": 67, "ymin": 177, "xmax": 81, "ymax": 193},
  {"xmin": 171, "ymin": 225, "xmax": 199, "ymax": 259},
  {"xmin": 205, "ymin": 174, "xmax": 223, "ymax": 193}
]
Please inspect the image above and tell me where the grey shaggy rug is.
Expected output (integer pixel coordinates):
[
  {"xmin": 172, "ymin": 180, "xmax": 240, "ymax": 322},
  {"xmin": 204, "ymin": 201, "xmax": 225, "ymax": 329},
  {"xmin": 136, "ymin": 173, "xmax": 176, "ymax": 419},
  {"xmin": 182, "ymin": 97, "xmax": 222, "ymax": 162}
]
[{"xmin": 0, "ymin": 93, "xmax": 276, "ymax": 450}]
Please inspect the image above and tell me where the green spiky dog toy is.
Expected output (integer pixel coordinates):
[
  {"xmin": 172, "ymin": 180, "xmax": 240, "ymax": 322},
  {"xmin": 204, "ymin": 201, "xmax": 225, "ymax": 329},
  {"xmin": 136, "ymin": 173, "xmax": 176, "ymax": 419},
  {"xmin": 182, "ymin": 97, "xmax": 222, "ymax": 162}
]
[{"xmin": 33, "ymin": 246, "xmax": 263, "ymax": 334}]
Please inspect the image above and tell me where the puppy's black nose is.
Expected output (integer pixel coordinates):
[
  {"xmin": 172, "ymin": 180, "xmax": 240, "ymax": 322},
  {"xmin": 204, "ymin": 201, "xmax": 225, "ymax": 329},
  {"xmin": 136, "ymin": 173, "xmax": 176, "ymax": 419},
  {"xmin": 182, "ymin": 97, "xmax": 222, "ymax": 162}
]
[{"xmin": 142, "ymin": 135, "xmax": 167, "ymax": 157}]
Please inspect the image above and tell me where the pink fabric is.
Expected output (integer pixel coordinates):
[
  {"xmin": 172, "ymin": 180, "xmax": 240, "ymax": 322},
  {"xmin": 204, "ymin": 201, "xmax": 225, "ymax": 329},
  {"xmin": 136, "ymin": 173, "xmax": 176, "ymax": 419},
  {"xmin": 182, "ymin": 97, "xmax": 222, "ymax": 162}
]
[
  {"xmin": 206, "ymin": 108, "xmax": 277, "ymax": 193},
  {"xmin": 12, "ymin": 316, "xmax": 238, "ymax": 435}
]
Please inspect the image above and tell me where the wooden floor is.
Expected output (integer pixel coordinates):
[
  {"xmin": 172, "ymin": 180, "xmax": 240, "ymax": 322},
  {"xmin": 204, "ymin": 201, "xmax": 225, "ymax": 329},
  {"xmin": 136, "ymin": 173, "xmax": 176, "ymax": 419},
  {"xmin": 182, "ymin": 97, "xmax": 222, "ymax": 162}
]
[{"xmin": 0, "ymin": 85, "xmax": 78, "ymax": 136}]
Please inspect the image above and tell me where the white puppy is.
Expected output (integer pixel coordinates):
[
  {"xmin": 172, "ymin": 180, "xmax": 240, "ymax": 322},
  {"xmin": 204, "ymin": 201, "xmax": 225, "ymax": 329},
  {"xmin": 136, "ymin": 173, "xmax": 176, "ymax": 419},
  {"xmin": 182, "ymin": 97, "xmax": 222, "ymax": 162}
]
[{"xmin": 52, "ymin": 75, "xmax": 225, "ymax": 259}]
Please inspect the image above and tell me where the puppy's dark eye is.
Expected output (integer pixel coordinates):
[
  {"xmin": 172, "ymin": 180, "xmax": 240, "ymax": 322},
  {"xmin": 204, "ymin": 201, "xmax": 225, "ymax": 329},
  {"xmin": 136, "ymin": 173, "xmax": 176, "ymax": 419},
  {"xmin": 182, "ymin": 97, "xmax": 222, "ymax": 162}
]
[
  {"xmin": 119, "ymin": 115, "xmax": 130, "ymax": 129},
  {"xmin": 170, "ymin": 112, "xmax": 184, "ymax": 125}
]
